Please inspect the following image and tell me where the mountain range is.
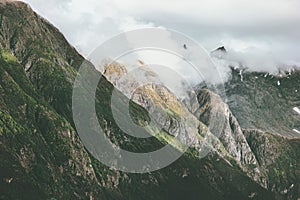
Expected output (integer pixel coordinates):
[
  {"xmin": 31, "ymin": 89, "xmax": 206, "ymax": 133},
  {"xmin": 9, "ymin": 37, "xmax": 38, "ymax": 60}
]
[{"xmin": 0, "ymin": 1, "xmax": 299, "ymax": 199}]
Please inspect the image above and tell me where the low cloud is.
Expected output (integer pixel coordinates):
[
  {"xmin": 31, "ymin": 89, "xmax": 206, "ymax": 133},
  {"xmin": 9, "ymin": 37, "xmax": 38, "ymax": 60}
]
[{"xmin": 22, "ymin": 0, "xmax": 300, "ymax": 79}]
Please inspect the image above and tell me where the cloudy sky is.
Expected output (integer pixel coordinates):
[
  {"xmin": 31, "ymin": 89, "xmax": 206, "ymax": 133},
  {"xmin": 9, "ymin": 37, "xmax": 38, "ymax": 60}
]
[{"xmin": 22, "ymin": 0, "xmax": 300, "ymax": 71}]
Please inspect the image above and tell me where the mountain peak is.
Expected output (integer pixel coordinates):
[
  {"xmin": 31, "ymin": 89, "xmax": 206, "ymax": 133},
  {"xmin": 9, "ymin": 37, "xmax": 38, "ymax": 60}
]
[
  {"xmin": 211, "ymin": 46, "xmax": 227, "ymax": 59},
  {"xmin": 213, "ymin": 46, "xmax": 227, "ymax": 52}
]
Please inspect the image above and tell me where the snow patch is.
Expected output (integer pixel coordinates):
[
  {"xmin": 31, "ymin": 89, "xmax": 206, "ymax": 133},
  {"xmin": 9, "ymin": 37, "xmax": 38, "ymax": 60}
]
[
  {"xmin": 239, "ymin": 70, "xmax": 244, "ymax": 82},
  {"xmin": 293, "ymin": 129, "xmax": 300, "ymax": 134},
  {"xmin": 277, "ymin": 81, "xmax": 281, "ymax": 86},
  {"xmin": 293, "ymin": 107, "xmax": 300, "ymax": 115}
]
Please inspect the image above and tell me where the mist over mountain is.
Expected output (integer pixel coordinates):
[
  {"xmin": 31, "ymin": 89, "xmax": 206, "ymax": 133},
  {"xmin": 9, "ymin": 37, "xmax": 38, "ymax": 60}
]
[
  {"xmin": 21, "ymin": 0, "xmax": 300, "ymax": 71},
  {"xmin": 207, "ymin": 47, "xmax": 300, "ymax": 138},
  {"xmin": 0, "ymin": 1, "xmax": 299, "ymax": 200},
  {"xmin": 211, "ymin": 46, "xmax": 299, "ymax": 82}
]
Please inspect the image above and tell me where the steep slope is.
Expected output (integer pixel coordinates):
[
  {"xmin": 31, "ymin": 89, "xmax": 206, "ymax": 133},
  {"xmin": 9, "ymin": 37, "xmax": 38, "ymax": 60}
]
[
  {"xmin": 192, "ymin": 89, "xmax": 264, "ymax": 184},
  {"xmin": 0, "ymin": 0, "xmax": 81, "ymax": 121},
  {"xmin": 0, "ymin": 47, "xmax": 101, "ymax": 199},
  {"xmin": 0, "ymin": 1, "xmax": 298, "ymax": 200}
]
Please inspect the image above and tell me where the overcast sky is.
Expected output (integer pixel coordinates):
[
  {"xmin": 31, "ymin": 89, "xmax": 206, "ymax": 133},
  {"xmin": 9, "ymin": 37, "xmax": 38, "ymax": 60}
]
[{"xmin": 22, "ymin": 0, "xmax": 300, "ymax": 71}]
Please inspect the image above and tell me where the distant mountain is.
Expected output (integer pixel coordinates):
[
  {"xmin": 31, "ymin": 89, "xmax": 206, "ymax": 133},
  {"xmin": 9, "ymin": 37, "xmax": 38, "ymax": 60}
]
[
  {"xmin": 211, "ymin": 46, "xmax": 227, "ymax": 59},
  {"xmin": 225, "ymin": 67, "xmax": 300, "ymax": 138},
  {"xmin": 210, "ymin": 46, "xmax": 300, "ymax": 137},
  {"xmin": 0, "ymin": 1, "xmax": 299, "ymax": 200}
]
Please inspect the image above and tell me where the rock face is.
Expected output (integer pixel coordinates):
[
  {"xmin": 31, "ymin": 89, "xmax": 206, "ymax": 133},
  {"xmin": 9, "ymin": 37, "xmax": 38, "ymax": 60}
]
[
  {"xmin": 102, "ymin": 61, "xmax": 128, "ymax": 85},
  {"xmin": 130, "ymin": 83, "xmax": 231, "ymax": 160},
  {"xmin": 193, "ymin": 89, "xmax": 265, "ymax": 185},
  {"xmin": 103, "ymin": 62, "xmax": 233, "ymax": 160},
  {"xmin": 0, "ymin": 1, "xmax": 299, "ymax": 200}
]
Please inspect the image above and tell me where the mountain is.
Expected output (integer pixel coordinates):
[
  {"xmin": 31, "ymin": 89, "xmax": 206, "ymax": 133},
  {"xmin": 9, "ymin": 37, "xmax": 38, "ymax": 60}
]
[
  {"xmin": 0, "ymin": 1, "xmax": 299, "ymax": 200},
  {"xmin": 210, "ymin": 46, "xmax": 300, "ymax": 138},
  {"xmin": 225, "ymin": 67, "xmax": 300, "ymax": 138},
  {"xmin": 102, "ymin": 59, "xmax": 300, "ymax": 198}
]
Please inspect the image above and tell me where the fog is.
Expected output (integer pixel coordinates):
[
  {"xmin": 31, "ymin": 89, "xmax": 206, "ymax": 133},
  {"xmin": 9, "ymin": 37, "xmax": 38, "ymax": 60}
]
[{"xmin": 22, "ymin": 0, "xmax": 300, "ymax": 82}]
